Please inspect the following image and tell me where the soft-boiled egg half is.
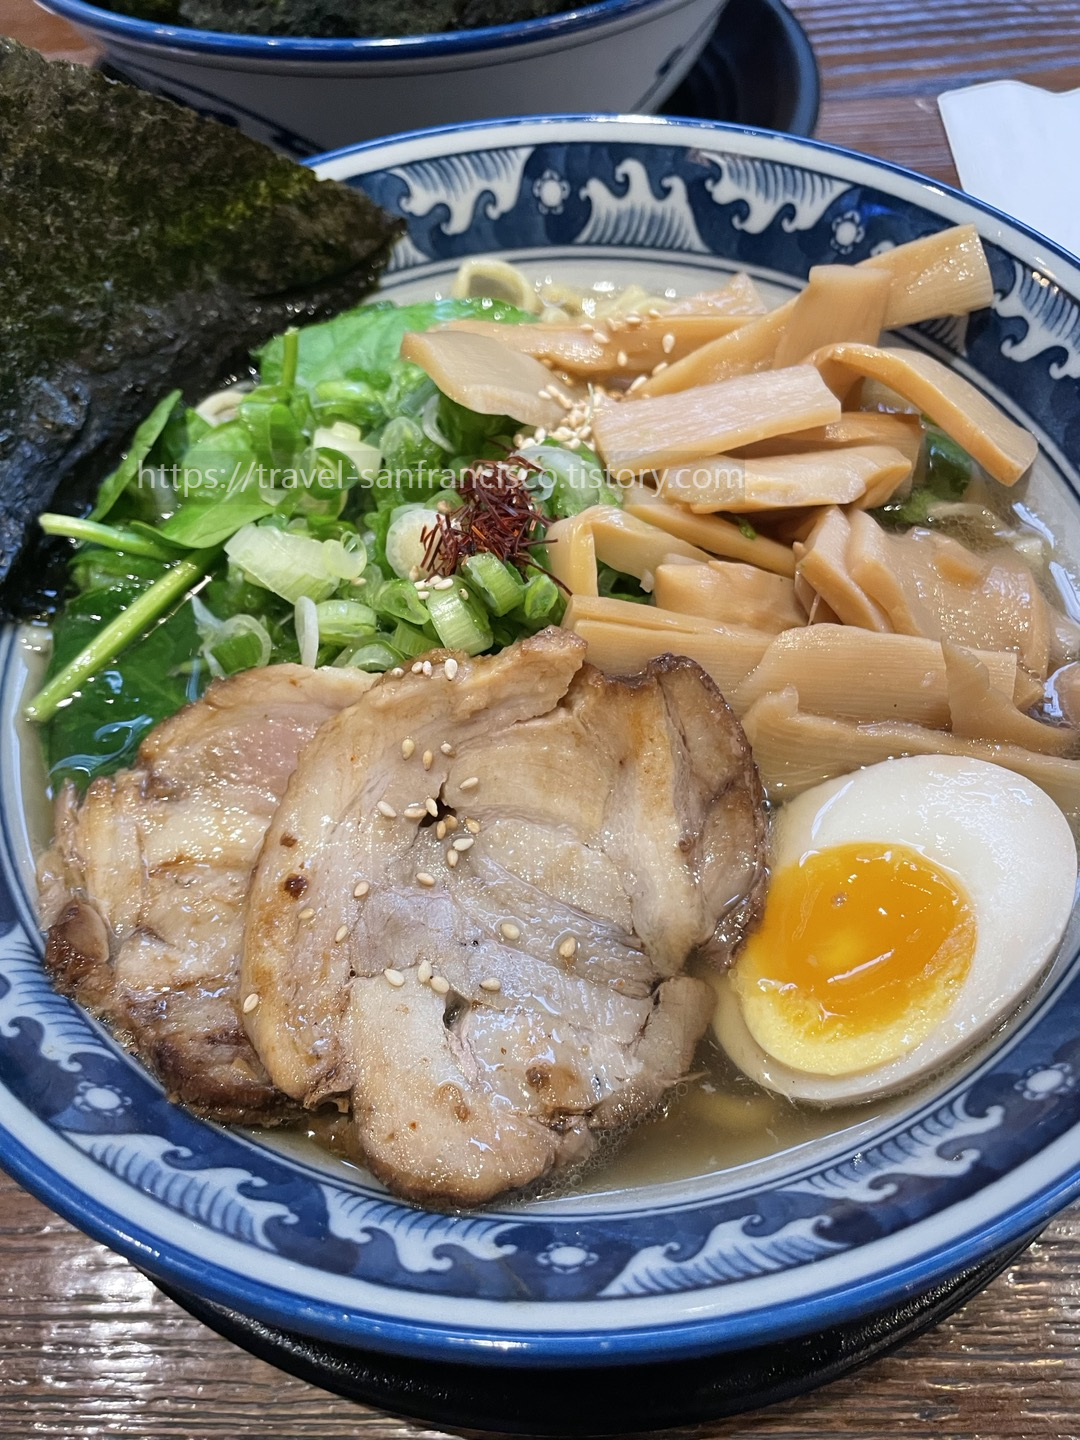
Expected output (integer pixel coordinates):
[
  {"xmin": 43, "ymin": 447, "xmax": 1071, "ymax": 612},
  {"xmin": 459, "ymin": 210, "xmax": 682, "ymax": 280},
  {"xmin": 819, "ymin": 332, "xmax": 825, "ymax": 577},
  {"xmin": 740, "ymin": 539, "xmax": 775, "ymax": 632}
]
[{"xmin": 713, "ymin": 756, "xmax": 1078, "ymax": 1104}]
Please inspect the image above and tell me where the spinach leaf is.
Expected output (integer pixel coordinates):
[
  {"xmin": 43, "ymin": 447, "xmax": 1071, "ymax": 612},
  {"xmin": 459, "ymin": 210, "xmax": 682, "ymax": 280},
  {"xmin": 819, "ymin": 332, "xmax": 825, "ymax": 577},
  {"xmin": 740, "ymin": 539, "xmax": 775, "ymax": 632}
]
[
  {"xmin": 159, "ymin": 421, "xmax": 276, "ymax": 546},
  {"xmin": 89, "ymin": 389, "xmax": 182, "ymax": 521},
  {"xmin": 257, "ymin": 298, "xmax": 528, "ymax": 389},
  {"xmin": 880, "ymin": 426, "xmax": 973, "ymax": 528},
  {"xmin": 45, "ymin": 580, "xmax": 205, "ymax": 789}
]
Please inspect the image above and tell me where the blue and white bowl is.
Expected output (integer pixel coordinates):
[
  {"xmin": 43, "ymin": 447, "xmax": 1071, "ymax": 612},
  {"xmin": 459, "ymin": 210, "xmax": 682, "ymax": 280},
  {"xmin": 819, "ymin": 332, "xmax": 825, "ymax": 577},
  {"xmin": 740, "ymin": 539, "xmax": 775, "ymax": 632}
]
[
  {"xmin": 34, "ymin": 0, "xmax": 725, "ymax": 155},
  {"xmin": 3, "ymin": 115, "xmax": 1080, "ymax": 1378}
]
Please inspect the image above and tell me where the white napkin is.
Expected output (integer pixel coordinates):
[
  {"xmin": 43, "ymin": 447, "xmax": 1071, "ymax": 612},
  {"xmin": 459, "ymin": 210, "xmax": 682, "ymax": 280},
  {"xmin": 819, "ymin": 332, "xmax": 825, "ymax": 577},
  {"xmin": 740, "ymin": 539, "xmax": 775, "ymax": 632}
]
[{"xmin": 938, "ymin": 80, "xmax": 1080, "ymax": 260}]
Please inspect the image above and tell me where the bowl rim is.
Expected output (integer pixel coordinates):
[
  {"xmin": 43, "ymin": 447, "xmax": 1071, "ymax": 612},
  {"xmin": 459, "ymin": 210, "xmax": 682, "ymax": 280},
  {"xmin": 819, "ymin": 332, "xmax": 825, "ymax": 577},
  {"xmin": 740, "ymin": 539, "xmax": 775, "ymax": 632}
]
[
  {"xmin": 35, "ymin": 0, "xmax": 699, "ymax": 59},
  {"xmin": 4, "ymin": 111, "xmax": 1080, "ymax": 1370}
]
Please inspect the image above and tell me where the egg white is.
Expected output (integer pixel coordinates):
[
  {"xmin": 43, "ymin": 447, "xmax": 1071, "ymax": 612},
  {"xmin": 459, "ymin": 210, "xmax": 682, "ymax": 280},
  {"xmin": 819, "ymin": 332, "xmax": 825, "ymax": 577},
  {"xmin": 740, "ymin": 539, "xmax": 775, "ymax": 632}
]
[{"xmin": 713, "ymin": 756, "xmax": 1079, "ymax": 1104}]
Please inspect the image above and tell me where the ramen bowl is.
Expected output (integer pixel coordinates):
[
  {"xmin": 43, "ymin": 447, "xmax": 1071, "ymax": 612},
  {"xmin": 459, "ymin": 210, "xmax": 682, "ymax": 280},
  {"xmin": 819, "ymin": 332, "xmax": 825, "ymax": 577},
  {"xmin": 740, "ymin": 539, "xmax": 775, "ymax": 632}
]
[
  {"xmin": 33, "ymin": 0, "xmax": 725, "ymax": 155},
  {"xmin": 3, "ymin": 115, "xmax": 1080, "ymax": 1423}
]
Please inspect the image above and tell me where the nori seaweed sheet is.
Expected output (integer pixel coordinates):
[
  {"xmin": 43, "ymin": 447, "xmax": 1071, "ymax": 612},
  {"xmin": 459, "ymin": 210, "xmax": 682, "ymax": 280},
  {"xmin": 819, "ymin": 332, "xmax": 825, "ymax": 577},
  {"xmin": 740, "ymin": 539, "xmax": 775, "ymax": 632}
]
[
  {"xmin": 101, "ymin": 0, "xmax": 577, "ymax": 37},
  {"xmin": 0, "ymin": 39, "xmax": 402, "ymax": 616}
]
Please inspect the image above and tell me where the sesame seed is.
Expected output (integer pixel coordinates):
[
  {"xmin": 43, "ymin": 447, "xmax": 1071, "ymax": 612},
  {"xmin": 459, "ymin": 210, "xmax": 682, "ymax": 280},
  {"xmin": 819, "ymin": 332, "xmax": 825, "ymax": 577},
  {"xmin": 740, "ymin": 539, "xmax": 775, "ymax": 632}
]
[
  {"xmin": 616, "ymin": 349, "xmax": 629, "ymax": 368},
  {"xmin": 377, "ymin": 800, "xmax": 397, "ymax": 819},
  {"xmin": 411, "ymin": 662, "xmax": 424, "ymax": 675},
  {"xmin": 500, "ymin": 921, "xmax": 521, "ymax": 942},
  {"xmin": 436, "ymin": 820, "xmax": 447, "ymax": 841},
  {"xmin": 647, "ymin": 306, "xmax": 663, "ymax": 318},
  {"xmin": 408, "ymin": 565, "xmax": 421, "ymax": 582},
  {"xmin": 444, "ymin": 814, "xmax": 460, "ymax": 833},
  {"xmin": 390, "ymin": 667, "xmax": 405, "ymax": 678},
  {"xmin": 480, "ymin": 977, "xmax": 502, "ymax": 993},
  {"xmin": 403, "ymin": 805, "xmax": 427, "ymax": 821},
  {"xmin": 423, "ymin": 750, "xmax": 434, "ymax": 770},
  {"xmin": 625, "ymin": 313, "xmax": 643, "ymax": 328},
  {"xmin": 559, "ymin": 936, "xmax": 578, "ymax": 959},
  {"xmin": 651, "ymin": 360, "xmax": 669, "ymax": 376},
  {"xmin": 334, "ymin": 925, "xmax": 349, "ymax": 944},
  {"xmin": 413, "ymin": 578, "xmax": 428, "ymax": 590},
  {"xmin": 465, "ymin": 818, "xmax": 481, "ymax": 834},
  {"xmin": 401, "ymin": 737, "xmax": 416, "ymax": 760},
  {"xmin": 425, "ymin": 797, "xmax": 439, "ymax": 817},
  {"xmin": 354, "ymin": 881, "xmax": 370, "ymax": 899},
  {"xmin": 431, "ymin": 975, "xmax": 451, "ymax": 995},
  {"xmin": 384, "ymin": 968, "xmax": 406, "ymax": 988},
  {"xmin": 534, "ymin": 428, "xmax": 548, "ymax": 445},
  {"xmin": 581, "ymin": 324, "xmax": 595, "ymax": 335},
  {"xmin": 662, "ymin": 332, "xmax": 676, "ymax": 354},
  {"xmin": 418, "ymin": 959, "xmax": 433, "ymax": 984},
  {"xmin": 299, "ymin": 908, "xmax": 315, "ymax": 922},
  {"xmin": 628, "ymin": 374, "xmax": 648, "ymax": 393},
  {"xmin": 440, "ymin": 742, "xmax": 456, "ymax": 757},
  {"xmin": 243, "ymin": 993, "xmax": 260, "ymax": 1014},
  {"xmin": 444, "ymin": 658, "xmax": 459, "ymax": 681},
  {"xmin": 594, "ymin": 331, "xmax": 611, "ymax": 346},
  {"xmin": 416, "ymin": 872, "xmax": 436, "ymax": 888},
  {"xmin": 422, "ymin": 661, "xmax": 433, "ymax": 677},
  {"xmin": 446, "ymin": 847, "xmax": 460, "ymax": 869},
  {"xmin": 460, "ymin": 776, "xmax": 479, "ymax": 792},
  {"xmin": 351, "ymin": 576, "xmax": 367, "ymax": 587},
  {"xmin": 453, "ymin": 836, "xmax": 475, "ymax": 853},
  {"xmin": 433, "ymin": 577, "xmax": 455, "ymax": 591}
]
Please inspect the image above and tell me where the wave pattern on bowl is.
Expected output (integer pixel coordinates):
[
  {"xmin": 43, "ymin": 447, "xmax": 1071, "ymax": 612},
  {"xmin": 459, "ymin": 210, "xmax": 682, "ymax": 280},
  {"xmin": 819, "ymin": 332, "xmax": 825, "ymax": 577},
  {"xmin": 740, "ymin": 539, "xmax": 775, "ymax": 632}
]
[{"xmin": 3, "ymin": 120, "xmax": 1080, "ymax": 1364}]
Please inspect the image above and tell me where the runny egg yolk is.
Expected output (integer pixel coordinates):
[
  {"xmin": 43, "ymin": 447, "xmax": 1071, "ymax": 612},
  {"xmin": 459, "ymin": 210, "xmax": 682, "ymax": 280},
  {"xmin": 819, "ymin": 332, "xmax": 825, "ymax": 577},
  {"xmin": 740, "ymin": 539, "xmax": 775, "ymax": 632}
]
[{"xmin": 731, "ymin": 842, "xmax": 977, "ymax": 1077}]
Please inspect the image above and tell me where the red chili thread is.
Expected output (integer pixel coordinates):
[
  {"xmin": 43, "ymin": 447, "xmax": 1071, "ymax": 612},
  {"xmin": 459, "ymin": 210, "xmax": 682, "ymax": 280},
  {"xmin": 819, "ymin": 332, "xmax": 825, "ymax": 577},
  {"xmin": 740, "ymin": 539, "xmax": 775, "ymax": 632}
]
[{"xmin": 421, "ymin": 455, "xmax": 559, "ymax": 582}]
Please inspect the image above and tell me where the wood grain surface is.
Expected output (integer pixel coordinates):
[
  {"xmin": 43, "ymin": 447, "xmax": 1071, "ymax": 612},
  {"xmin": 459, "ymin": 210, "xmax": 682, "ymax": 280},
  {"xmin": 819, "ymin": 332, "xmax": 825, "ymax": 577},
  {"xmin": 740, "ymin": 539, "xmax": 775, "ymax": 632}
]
[{"xmin": 2, "ymin": 1, "xmax": 1080, "ymax": 1435}]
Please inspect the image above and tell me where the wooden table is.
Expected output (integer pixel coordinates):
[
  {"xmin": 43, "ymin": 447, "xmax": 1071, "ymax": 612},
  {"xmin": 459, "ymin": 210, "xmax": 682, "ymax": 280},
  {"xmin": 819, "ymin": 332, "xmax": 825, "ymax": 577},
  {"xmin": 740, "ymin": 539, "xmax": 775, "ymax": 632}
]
[{"xmin": 2, "ymin": 1, "xmax": 1079, "ymax": 1434}]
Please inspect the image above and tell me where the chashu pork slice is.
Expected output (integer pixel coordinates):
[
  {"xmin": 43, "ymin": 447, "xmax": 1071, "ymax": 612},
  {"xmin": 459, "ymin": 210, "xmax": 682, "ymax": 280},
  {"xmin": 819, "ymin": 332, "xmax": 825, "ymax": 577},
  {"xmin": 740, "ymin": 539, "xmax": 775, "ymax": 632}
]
[
  {"xmin": 243, "ymin": 628, "xmax": 766, "ymax": 1205},
  {"xmin": 38, "ymin": 664, "xmax": 376, "ymax": 1122}
]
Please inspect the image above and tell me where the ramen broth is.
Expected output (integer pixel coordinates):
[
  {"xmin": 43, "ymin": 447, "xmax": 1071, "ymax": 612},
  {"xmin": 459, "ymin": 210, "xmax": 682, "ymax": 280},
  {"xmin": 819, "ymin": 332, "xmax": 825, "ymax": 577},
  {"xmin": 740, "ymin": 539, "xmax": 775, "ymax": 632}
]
[{"xmin": 23, "ymin": 247, "xmax": 1080, "ymax": 1207}]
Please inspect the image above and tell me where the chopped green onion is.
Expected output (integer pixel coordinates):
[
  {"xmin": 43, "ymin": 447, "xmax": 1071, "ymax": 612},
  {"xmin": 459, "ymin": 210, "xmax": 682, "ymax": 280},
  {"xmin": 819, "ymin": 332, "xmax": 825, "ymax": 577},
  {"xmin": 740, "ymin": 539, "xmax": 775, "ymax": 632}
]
[
  {"xmin": 385, "ymin": 505, "xmax": 437, "ymax": 579},
  {"xmin": 295, "ymin": 595, "xmax": 319, "ymax": 668},
  {"xmin": 212, "ymin": 624, "xmax": 271, "ymax": 676},
  {"xmin": 521, "ymin": 572, "xmax": 563, "ymax": 625},
  {"xmin": 338, "ymin": 640, "xmax": 406, "ymax": 673},
  {"xmin": 460, "ymin": 553, "xmax": 526, "ymax": 616},
  {"xmin": 373, "ymin": 577, "xmax": 431, "ymax": 627},
  {"xmin": 225, "ymin": 524, "xmax": 365, "ymax": 604},
  {"xmin": 425, "ymin": 584, "xmax": 492, "ymax": 654},
  {"xmin": 25, "ymin": 548, "xmax": 220, "ymax": 724},
  {"xmin": 520, "ymin": 442, "xmax": 622, "ymax": 519},
  {"xmin": 191, "ymin": 596, "xmax": 273, "ymax": 677},
  {"xmin": 391, "ymin": 620, "xmax": 436, "ymax": 659},
  {"xmin": 39, "ymin": 514, "xmax": 180, "ymax": 561},
  {"xmin": 314, "ymin": 600, "xmax": 379, "ymax": 645},
  {"xmin": 312, "ymin": 422, "xmax": 382, "ymax": 487}
]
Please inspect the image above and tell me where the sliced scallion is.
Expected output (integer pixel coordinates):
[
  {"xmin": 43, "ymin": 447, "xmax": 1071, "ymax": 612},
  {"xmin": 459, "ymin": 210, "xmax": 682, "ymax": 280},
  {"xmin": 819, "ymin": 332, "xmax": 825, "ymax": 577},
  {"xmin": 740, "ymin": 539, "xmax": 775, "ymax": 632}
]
[
  {"xmin": 339, "ymin": 640, "xmax": 406, "ymax": 672},
  {"xmin": 460, "ymin": 553, "xmax": 526, "ymax": 616},
  {"xmin": 425, "ymin": 585, "xmax": 492, "ymax": 654},
  {"xmin": 391, "ymin": 620, "xmax": 437, "ymax": 659}
]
